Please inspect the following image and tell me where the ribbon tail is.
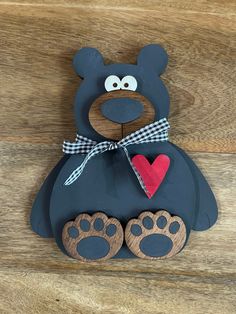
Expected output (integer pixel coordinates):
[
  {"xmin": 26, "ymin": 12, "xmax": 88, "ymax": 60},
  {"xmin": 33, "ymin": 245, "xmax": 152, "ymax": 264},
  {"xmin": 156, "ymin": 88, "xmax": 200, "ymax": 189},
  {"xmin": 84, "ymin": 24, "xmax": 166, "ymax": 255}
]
[
  {"xmin": 64, "ymin": 144, "xmax": 109, "ymax": 186},
  {"xmin": 64, "ymin": 167, "xmax": 83, "ymax": 186},
  {"xmin": 64, "ymin": 150, "xmax": 96, "ymax": 185}
]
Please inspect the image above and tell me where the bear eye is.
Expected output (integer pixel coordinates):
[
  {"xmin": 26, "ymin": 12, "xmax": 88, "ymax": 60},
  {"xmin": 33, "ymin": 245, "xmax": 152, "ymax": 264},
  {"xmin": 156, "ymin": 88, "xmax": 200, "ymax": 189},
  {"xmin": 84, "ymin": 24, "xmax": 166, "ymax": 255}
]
[
  {"xmin": 104, "ymin": 75, "xmax": 121, "ymax": 92},
  {"xmin": 121, "ymin": 76, "xmax": 137, "ymax": 91}
]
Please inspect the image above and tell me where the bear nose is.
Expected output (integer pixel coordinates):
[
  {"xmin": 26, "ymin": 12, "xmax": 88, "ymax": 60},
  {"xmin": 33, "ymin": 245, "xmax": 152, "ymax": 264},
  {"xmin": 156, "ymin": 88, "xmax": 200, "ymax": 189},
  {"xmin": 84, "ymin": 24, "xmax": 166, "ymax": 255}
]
[{"xmin": 101, "ymin": 98, "xmax": 144, "ymax": 124}]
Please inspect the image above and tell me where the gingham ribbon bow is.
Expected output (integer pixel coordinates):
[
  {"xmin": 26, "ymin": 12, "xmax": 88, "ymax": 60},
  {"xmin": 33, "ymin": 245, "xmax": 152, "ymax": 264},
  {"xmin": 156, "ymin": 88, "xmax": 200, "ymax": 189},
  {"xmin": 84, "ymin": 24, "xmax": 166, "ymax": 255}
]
[{"xmin": 63, "ymin": 118, "xmax": 170, "ymax": 192}]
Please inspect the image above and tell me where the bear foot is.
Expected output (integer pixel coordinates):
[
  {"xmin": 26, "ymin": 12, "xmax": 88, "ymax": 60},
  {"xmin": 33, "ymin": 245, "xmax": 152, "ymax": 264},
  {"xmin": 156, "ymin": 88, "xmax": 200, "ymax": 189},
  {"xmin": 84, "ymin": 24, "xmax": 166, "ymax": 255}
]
[
  {"xmin": 125, "ymin": 210, "xmax": 186, "ymax": 259},
  {"xmin": 62, "ymin": 212, "xmax": 124, "ymax": 261}
]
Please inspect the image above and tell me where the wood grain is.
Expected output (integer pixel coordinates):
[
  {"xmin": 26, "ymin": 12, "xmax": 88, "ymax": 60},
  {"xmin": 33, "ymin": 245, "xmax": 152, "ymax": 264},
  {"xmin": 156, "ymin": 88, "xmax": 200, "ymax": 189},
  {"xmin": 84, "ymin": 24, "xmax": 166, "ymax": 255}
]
[
  {"xmin": 89, "ymin": 90, "xmax": 155, "ymax": 140},
  {"xmin": 0, "ymin": 269, "xmax": 235, "ymax": 314},
  {"xmin": 0, "ymin": 0, "xmax": 236, "ymax": 15},
  {"xmin": 0, "ymin": 0, "xmax": 235, "ymax": 313},
  {"xmin": 1, "ymin": 145, "xmax": 234, "ymax": 313},
  {"xmin": 0, "ymin": 143, "xmax": 235, "ymax": 274},
  {"xmin": 125, "ymin": 210, "xmax": 187, "ymax": 259},
  {"xmin": 0, "ymin": 3, "xmax": 235, "ymax": 152},
  {"xmin": 62, "ymin": 212, "xmax": 124, "ymax": 261},
  {"xmin": 0, "ymin": 270, "xmax": 235, "ymax": 314}
]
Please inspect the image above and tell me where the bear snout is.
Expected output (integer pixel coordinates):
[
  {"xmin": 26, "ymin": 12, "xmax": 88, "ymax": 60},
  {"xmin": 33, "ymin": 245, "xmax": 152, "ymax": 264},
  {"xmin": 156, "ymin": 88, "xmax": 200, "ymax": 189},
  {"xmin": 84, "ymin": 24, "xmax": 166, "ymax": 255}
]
[
  {"xmin": 101, "ymin": 98, "xmax": 143, "ymax": 124},
  {"xmin": 88, "ymin": 90, "xmax": 155, "ymax": 140}
]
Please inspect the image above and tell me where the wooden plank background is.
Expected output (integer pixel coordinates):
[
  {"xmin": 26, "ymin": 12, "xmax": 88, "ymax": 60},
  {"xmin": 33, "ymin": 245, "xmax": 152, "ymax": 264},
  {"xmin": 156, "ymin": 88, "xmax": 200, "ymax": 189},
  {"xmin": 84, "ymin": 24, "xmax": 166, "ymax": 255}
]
[{"xmin": 0, "ymin": 1, "xmax": 235, "ymax": 313}]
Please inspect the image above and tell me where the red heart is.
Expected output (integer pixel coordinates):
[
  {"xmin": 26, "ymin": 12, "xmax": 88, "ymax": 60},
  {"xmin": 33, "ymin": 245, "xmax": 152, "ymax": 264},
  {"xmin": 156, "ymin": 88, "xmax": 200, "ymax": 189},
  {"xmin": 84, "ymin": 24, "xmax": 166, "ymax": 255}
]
[{"xmin": 132, "ymin": 154, "xmax": 170, "ymax": 199}]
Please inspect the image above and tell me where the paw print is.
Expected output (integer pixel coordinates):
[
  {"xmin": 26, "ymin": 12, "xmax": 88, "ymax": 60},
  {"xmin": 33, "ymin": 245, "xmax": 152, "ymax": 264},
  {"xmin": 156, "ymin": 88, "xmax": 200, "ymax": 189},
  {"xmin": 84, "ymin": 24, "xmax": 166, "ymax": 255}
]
[
  {"xmin": 125, "ymin": 210, "xmax": 186, "ymax": 259},
  {"xmin": 62, "ymin": 212, "xmax": 123, "ymax": 261}
]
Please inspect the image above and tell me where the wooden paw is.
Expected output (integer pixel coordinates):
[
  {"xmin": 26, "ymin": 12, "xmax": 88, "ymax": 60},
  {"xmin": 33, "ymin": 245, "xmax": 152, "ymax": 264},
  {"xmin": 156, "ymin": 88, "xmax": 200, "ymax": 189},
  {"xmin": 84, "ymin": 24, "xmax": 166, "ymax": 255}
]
[
  {"xmin": 62, "ymin": 212, "xmax": 123, "ymax": 262},
  {"xmin": 125, "ymin": 210, "xmax": 186, "ymax": 259}
]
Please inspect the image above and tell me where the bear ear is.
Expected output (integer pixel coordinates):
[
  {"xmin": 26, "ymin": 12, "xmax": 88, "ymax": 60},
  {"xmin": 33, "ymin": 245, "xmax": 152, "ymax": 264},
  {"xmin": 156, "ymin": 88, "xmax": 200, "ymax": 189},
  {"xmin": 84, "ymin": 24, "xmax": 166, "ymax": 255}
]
[
  {"xmin": 137, "ymin": 44, "xmax": 168, "ymax": 75},
  {"xmin": 73, "ymin": 47, "xmax": 104, "ymax": 78}
]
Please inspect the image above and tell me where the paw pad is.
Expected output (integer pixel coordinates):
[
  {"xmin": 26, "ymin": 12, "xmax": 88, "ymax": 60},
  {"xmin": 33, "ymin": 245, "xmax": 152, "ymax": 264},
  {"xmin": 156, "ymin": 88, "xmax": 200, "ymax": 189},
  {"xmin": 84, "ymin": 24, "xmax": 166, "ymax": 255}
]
[
  {"xmin": 62, "ymin": 212, "xmax": 123, "ymax": 261},
  {"xmin": 125, "ymin": 210, "xmax": 186, "ymax": 259}
]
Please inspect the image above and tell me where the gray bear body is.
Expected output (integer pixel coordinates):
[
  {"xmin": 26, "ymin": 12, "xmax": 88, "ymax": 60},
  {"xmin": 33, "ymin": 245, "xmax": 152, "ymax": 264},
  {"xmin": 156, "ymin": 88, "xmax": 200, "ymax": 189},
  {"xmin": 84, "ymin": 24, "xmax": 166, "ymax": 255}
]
[{"xmin": 31, "ymin": 45, "xmax": 218, "ymax": 260}]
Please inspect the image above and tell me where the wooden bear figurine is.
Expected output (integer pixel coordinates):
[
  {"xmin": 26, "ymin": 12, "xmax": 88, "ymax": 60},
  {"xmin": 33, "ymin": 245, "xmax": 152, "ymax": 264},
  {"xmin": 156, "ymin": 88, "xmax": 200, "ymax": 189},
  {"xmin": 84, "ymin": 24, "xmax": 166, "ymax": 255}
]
[{"xmin": 31, "ymin": 44, "xmax": 218, "ymax": 261}]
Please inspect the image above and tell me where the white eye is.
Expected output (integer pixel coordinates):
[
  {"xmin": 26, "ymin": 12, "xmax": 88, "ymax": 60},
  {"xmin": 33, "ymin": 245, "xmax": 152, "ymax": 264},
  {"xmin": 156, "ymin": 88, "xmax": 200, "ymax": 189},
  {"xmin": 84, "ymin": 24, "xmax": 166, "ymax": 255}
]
[
  {"xmin": 121, "ymin": 75, "xmax": 137, "ymax": 91},
  {"xmin": 104, "ymin": 75, "xmax": 121, "ymax": 92}
]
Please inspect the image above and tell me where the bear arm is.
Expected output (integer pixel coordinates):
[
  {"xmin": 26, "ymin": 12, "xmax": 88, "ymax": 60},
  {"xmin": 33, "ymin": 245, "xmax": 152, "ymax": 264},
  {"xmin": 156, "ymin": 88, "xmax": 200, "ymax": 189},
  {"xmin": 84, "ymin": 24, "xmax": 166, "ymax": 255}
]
[
  {"xmin": 170, "ymin": 143, "xmax": 218, "ymax": 231},
  {"xmin": 30, "ymin": 155, "xmax": 70, "ymax": 238}
]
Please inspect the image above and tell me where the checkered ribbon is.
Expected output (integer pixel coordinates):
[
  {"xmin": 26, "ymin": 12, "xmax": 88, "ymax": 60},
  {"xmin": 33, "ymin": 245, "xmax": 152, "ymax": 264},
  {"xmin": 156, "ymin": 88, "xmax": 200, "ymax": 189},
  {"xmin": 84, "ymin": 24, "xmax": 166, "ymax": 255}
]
[{"xmin": 63, "ymin": 118, "xmax": 170, "ymax": 192}]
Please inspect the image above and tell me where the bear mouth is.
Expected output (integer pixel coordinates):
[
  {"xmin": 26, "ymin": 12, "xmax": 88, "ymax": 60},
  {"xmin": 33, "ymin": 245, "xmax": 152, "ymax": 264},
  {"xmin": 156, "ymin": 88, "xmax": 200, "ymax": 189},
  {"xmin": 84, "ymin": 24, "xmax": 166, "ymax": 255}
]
[{"xmin": 89, "ymin": 90, "xmax": 155, "ymax": 140}]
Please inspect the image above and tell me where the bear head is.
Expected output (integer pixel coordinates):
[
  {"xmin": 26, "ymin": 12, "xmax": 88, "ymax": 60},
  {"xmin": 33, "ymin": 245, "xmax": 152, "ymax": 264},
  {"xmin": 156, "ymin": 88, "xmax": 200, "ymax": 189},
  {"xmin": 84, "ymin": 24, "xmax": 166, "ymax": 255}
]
[{"xmin": 73, "ymin": 44, "xmax": 169, "ymax": 141}]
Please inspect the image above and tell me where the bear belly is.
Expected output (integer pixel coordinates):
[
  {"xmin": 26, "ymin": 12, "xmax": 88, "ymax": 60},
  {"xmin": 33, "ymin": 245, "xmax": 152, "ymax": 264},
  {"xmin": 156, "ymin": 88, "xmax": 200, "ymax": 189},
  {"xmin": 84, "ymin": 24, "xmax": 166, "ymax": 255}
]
[{"xmin": 50, "ymin": 142, "xmax": 197, "ymax": 258}]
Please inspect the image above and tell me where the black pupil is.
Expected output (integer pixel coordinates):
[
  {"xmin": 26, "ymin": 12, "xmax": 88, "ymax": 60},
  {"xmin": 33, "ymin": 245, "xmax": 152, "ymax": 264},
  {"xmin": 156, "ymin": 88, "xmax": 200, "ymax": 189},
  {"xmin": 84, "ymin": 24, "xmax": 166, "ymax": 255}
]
[
  {"xmin": 113, "ymin": 82, "xmax": 118, "ymax": 88},
  {"xmin": 124, "ymin": 83, "xmax": 129, "ymax": 88}
]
